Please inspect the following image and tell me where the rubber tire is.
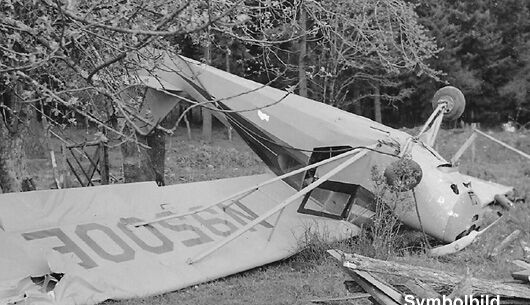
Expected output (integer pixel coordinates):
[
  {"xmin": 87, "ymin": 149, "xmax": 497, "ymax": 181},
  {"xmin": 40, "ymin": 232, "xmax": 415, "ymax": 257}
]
[{"xmin": 431, "ymin": 86, "xmax": 466, "ymax": 121}]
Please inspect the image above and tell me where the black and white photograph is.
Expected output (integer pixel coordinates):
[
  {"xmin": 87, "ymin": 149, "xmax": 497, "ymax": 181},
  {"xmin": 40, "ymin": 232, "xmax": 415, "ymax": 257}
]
[{"xmin": 0, "ymin": 1, "xmax": 529, "ymax": 304}]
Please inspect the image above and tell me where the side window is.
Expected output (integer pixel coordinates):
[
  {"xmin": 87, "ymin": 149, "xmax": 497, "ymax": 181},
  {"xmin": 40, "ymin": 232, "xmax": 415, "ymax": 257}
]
[{"xmin": 277, "ymin": 153, "xmax": 306, "ymax": 189}]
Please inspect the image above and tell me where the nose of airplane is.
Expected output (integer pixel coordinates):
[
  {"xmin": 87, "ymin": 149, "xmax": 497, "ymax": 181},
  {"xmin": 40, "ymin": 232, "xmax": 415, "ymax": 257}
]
[{"xmin": 443, "ymin": 190, "xmax": 482, "ymax": 242}]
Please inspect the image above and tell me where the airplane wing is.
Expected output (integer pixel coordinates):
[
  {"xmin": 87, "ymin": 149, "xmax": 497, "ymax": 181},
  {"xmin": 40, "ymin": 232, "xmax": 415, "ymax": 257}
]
[{"xmin": 0, "ymin": 174, "xmax": 359, "ymax": 305}]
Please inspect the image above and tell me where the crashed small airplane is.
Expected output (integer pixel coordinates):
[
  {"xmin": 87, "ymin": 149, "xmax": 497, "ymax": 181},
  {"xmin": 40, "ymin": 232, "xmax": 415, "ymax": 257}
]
[{"xmin": 0, "ymin": 51, "xmax": 513, "ymax": 304}]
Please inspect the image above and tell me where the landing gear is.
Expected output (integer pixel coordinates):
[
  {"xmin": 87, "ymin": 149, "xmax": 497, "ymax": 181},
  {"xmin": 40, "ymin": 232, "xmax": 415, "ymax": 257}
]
[{"xmin": 431, "ymin": 86, "xmax": 466, "ymax": 121}]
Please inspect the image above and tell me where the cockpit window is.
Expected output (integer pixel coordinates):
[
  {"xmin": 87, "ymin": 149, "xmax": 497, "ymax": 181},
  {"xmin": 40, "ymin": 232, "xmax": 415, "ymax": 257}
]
[
  {"xmin": 297, "ymin": 181, "xmax": 357, "ymax": 220},
  {"xmin": 297, "ymin": 146, "xmax": 373, "ymax": 220}
]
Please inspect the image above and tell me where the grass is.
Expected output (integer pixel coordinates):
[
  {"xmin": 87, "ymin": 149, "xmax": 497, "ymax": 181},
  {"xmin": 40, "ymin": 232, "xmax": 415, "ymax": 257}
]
[
  {"xmin": 23, "ymin": 124, "xmax": 530, "ymax": 304},
  {"xmin": 24, "ymin": 125, "xmax": 266, "ymax": 189},
  {"xmin": 164, "ymin": 128, "xmax": 265, "ymax": 184},
  {"xmin": 434, "ymin": 128, "xmax": 530, "ymax": 196}
]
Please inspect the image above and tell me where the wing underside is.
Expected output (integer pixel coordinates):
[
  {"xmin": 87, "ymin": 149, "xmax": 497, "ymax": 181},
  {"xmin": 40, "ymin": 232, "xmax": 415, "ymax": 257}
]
[{"xmin": 0, "ymin": 174, "xmax": 358, "ymax": 305}]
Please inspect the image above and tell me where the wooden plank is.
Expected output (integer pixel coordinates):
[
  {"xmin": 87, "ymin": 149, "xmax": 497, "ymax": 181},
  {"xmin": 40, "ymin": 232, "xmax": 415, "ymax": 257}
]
[
  {"xmin": 404, "ymin": 279, "xmax": 441, "ymax": 299},
  {"xmin": 512, "ymin": 269, "xmax": 530, "ymax": 283},
  {"xmin": 69, "ymin": 149, "xmax": 92, "ymax": 186},
  {"xmin": 521, "ymin": 240, "xmax": 530, "ymax": 261},
  {"xmin": 341, "ymin": 268, "xmax": 401, "ymax": 305},
  {"xmin": 60, "ymin": 144, "xmax": 69, "ymax": 188},
  {"xmin": 512, "ymin": 260, "xmax": 530, "ymax": 270},
  {"xmin": 86, "ymin": 157, "xmax": 100, "ymax": 185},
  {"xmin": 83, "ymin": 145, "xmax": 101, "ymax": 177},
  {"xmin": 334, "ymin": 251, "xmax": 530, "ymax": 299},
  {"xmin": 66, "ymin": 158, "xmax": 84, "ymax": 186},
  {"xmin": 311, "ymin": 293, "xmax": 371, "ymax": 303},
  {"xmin": 50, "ymin": 150, "xmax": 61, "ymax": 189},
  {"xmin": 99, "ymin": 141, "xmax": 109, "ymax": 184},
  {"xmin": 328, "ymin": 250, "xmax": 401, "ymax": 305}
]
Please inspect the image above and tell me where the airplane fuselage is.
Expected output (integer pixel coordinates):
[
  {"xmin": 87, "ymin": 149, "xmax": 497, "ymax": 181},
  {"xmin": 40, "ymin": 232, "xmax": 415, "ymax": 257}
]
[{"xmin": 149, "ymin": 53, "xmax": 484, "ymax": 242}]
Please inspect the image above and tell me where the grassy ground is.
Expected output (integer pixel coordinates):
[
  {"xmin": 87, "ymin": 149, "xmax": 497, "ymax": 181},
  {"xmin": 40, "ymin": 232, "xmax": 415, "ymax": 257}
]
[
  {"xmin": 163, "ymin": 128, "xmax": 266, "ymax": 184},
  {"xmin": 24, "ymin": 125, "xmax": 530, "ymax": 304},
  {"xmin": 24, "ymin": 126, "xmax": 266, "ymax": 189}
]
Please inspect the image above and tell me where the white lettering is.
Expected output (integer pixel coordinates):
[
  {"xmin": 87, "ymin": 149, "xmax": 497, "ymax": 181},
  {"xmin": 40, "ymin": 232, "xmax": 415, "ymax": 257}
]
[
  {"xmin": 491, "ymin": 295, "xmax": 500, "ymax": 305},
  {"xmin": 404, "ymin": 295, "xmax": 502, "ymax": 305},
  {"xmin": 426, "ymin": 299, "xmax": 440, "ymax": 305},
  {"xmin": 442, "ymin": 295, "xmax": 452, "ymax": 305},
  {"xmin": 404, "ymin": 295, "xmax": 416, "ymax": 305}
]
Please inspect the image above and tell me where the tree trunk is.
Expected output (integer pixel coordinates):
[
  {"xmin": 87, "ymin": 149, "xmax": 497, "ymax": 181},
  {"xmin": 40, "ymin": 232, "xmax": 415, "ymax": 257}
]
[
  {"xmin": 121, "ymin": 130, "xmax": 167, "ymax": 186},
  {"xmin": 374, "ymin": 85, "xmax": 382, "ymax": 123},
  {"xmin": 202, "ymin": 30, "xmax": 212, "ymax": 142},
  {"xmin": 298, "ymin": 5, "xmax": 308, "ymax": 97},
  {"xmin": 225, "ymin": 45, "xmax": 231, "ymax": 73},
  {"xmin": 202, "ymin": 108, "xmax": 212, "ymax": 142},
  {"xmin": 121, "ymin": 131, "xmax": 156, "ymax": 184},
  {"xmin": 147, "ymin": 127, "xmax": 166, "ymax": 185},
  {"xmin": 121, "ymin": 107, "xmax": 179, "ymax": 186},
  {"xmin": 353, "ymin": 85, "xmax": 362, "ymax": 115},
  {"xmin": 225, "ymin": 44, "xmax": 233, "ymax": 141},
  {"xmin": 0, "ymin": 88, "xmax": 34, "ymax": 193},
  {"xmin": 0, "ymin": 127, "xmax": 24, "ymax": 193}
]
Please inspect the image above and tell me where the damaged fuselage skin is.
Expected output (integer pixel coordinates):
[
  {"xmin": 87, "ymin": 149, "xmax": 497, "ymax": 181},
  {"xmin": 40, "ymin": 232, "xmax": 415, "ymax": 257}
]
[{"xmin": 144, "ymin": 53, "xmax": 483, "ymax": 242}]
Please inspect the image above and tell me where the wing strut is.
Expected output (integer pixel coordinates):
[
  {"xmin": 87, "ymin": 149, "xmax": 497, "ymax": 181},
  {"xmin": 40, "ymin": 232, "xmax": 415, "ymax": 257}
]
[
  {"xmin": 186, "ymin": 147, "xmax": 372, "ymax": 265},
  {"xmin": 451, "ymin": 128, "xmax": 530, "ymax": 165},
  {"xmin": 133, "ymin": 145, "xmax": 377, "ymax": 227},
  {"xmin": 400, "ymin": 103, "xmax": 446, "ymax": 156},
  {"xmin": 474, "ymin": 128, "xmax": 530, "ymax": 160}
]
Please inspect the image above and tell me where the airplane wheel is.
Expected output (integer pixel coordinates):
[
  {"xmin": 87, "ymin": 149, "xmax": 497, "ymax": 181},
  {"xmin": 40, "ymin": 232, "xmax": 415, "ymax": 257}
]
[{"xmin": 431, "ymin": 86, "xmax": 466, "ymax": 121}]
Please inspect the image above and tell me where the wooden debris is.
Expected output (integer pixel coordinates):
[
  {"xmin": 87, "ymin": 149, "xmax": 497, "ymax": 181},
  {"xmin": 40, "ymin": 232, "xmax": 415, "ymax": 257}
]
[
  {"xmin": 512, "ymin": 260, "xmax": 530, "ymax": 283},
  {"xmin": 61, "ymin": 144, "xmax": 71, "ymax": 188},
  {"xmin": 343, "ymin": 280, "xmax": 364, "ymax": 293},
  {"xmin": 512, "ymin": 260, "xmax": 530, "ymax": 270},
  {"xmin": 512, "ymin": 269, "xmax": 530, "ymax": 283},
  {"xmin": 50, "ymin": 150, "xmax": 61, "ymax": 189},
  {"xmin": 448, "ymin": 269, "xmax": 473, "ymax": 299},
  {"xmin": 404, "ymin": 280, "xmax": 440, "ymax": 299},
  {"xmin": 342, "ymin": 268, "xmax": 401, "ymax": 305},
  {"xmin": 329, "ymin": 250, "xmax": 402, "ymax": 305},
  {"xmin": 328, "ymin": 249, "xmax": 530, "ymax": 302},
  {"xmin": 520, "ymin": 239, "xmax": 530, "ymax": 261},
  {"xmin": 310, "ymin": 293, "xmax": 371, "ymax": 303},
  {"xmin": 489, "ymin": 230, "xmax": 522, "ymax": 258}
]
